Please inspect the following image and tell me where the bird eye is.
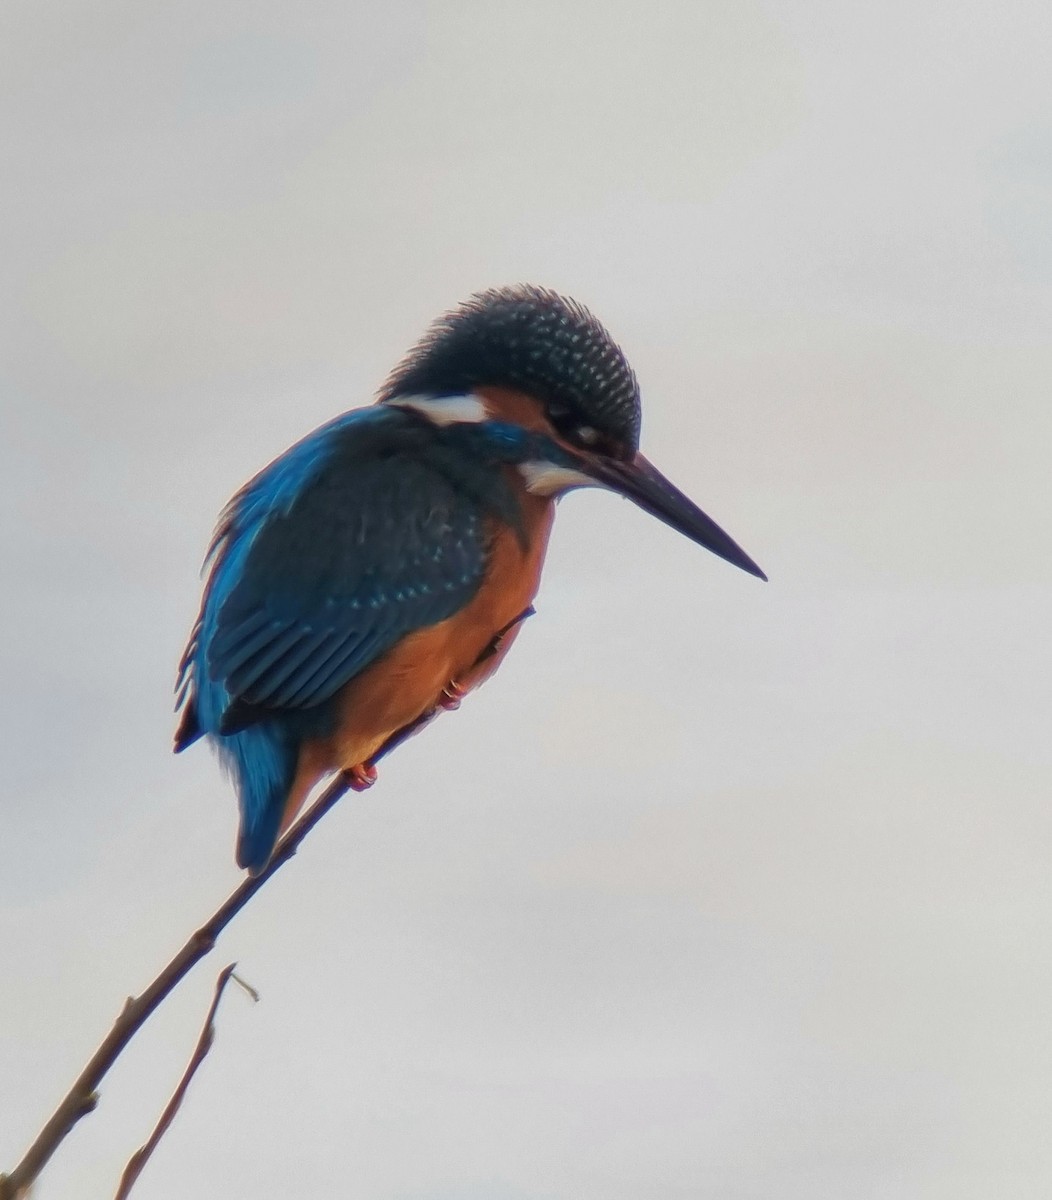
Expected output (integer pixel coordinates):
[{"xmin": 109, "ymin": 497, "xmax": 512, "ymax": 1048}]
[{"xmin": 545, "ymin": 402, "xmax": 602, "ymax": 451}]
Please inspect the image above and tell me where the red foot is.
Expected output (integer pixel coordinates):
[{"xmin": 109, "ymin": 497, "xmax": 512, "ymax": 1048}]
[
  {"xmin": 439, "ymin": 680, "xmax": 466, "ymax": 711},
  {"xmin": 344, "ymin": 762, "xmax": 378, "ymax": 791}
]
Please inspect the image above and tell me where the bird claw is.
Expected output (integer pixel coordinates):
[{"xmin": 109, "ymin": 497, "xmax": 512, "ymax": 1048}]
[
  {"xmin": 439, "ymin": 680, "xmax": 465, "ymax": 711},
  {"xmin": 344, "ymin": 762, "xmax": 378, "ymax": 791}
]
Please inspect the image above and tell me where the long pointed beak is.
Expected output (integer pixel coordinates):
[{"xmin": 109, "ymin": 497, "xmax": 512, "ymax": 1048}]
[{"xmin": 584, "ymin": 451, "xmax": 767, "ymax": 581}]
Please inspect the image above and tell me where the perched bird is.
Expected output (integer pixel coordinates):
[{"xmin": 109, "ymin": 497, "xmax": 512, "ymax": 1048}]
[{"xmin": 176, "ymin": 286, "xmax": 765, "ymax": 872}]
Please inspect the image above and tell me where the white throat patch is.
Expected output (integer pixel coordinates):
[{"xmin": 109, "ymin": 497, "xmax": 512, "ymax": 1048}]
[
  {"xmin": 387, "ymin": 393, "xmax": 488, "ymax": 426},
  {"xmin": 517, "ymin": 461, "xmax": 601, "ymax": 496}
]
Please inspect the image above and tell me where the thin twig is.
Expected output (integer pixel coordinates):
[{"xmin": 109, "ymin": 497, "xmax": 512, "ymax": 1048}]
[
  {"xmin": 229, "ymin": 971, "xmax": 260, "ymax": 1003},
  {"xmin": 115, "ymin": 962, "xmax": 254, "ymax": 1200},
  {"xmin": 0, "ymin": 773, "xmax": 350, "ymax": 1200}
]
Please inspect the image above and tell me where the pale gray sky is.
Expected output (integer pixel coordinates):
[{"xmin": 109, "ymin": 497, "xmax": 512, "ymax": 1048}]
[{"xmin": 2, "ymin": 2, "xmax": 1051, "ymax": 1197}]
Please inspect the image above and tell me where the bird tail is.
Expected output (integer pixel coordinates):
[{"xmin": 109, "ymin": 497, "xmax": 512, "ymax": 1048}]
[{"xmin": 214, "ymin": 722, "xmax": 299, "ymax": 873}]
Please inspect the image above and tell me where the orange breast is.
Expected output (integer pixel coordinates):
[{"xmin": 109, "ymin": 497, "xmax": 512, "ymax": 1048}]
[{"xmin": 280, "ymin": 469, "xmax": 556, "ymax": 832}]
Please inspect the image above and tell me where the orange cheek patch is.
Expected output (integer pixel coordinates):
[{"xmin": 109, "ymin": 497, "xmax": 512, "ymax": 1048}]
[{"xmin": 475, "ymin": 385, "xmax": 554, "ymax": 434}]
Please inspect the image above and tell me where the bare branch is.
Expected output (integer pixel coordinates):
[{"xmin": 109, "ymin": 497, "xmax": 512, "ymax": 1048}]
[
  {"xmin": 0, "ymin": 773, "xmax": 350, "ymax": 1200},
  {"xmin": 115, "ymin": 962, "xmax": 253, "ymax": 1200}
]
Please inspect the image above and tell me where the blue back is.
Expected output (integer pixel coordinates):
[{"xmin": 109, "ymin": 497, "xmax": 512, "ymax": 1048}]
[{"xmin": 176, "ymin": 405, "xmax": 531, "ymax": 868}]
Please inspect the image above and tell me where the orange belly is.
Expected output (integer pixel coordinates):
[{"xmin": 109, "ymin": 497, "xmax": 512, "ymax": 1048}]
[{"xmin": 279, "ymin": 482, "xmax": 556, "ymax": 833}]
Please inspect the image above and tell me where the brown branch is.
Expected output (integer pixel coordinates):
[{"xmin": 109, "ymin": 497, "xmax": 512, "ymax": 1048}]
[
  {"xmin": 114, "ymin": 963, "xmax": 254, "ymax": 1200},
  {"xmin": 0, "ymin": 773, "xmax": 350, "ymax": 1200}
]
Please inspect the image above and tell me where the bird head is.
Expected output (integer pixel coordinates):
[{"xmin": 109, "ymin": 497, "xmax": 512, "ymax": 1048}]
[{"xmin": 380, "ymin": 285, "xmax": 765, "ymax": 581}]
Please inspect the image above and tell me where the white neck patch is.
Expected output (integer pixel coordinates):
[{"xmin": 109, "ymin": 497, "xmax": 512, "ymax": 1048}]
[{"xmin": 387, "ymin": 393, "xmax": 488, "ymax": 426}]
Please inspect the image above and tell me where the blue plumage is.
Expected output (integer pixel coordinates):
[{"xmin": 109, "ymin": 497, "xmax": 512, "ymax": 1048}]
[{"xmin": 176, "ymin": 404, "xmax": 558, "ymax": 870}]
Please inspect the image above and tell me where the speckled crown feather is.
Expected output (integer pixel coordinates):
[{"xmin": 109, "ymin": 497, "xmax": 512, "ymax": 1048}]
[{"xmin": 380, "ymin": 285, "xmax": 642, "ymax": 452}]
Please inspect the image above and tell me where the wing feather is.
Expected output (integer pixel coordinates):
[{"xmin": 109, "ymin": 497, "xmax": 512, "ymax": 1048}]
[{"xmin": 180, "ymin": 407, "xmax": 491, "ymax": 737}]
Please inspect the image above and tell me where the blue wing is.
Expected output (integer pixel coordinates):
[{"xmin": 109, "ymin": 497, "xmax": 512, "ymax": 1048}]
[{"xmin": 176, "ymin": 404, "xmax": 493, "ymax": 868}]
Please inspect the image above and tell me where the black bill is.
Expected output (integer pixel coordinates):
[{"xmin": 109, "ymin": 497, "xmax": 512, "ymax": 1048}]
[{"xmin": 585, "ymin": 452, "xmax": 767, "ymax": 581}]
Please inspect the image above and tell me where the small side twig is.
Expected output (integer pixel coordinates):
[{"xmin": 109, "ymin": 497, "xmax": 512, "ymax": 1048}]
[
  {"xmin": 0, "ymin": 772, "xmax": 351, "ymax": 1200},
  {"xmin": 115, "ymin": 962, "xmax": 256, "ymax": 1200}
]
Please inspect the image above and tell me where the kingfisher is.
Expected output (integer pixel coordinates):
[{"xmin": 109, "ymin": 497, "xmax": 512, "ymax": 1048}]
[{"xmin": 175, "ymin": 286, "xmax": 765, "ymax": 873}]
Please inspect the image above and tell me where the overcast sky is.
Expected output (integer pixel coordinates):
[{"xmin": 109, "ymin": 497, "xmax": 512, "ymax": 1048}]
[{"xmin": 2, "ymin": 2, "xmax": 1051, "ymax": 1197}]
